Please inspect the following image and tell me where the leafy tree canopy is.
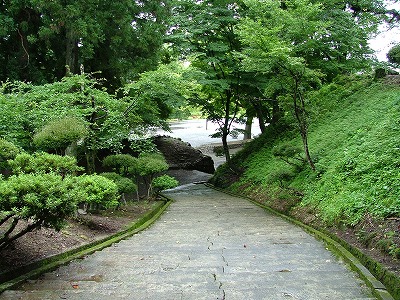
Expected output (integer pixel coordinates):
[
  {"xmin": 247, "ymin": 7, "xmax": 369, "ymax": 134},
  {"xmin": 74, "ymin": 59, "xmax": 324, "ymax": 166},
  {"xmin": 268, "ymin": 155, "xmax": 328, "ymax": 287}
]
[
  {"xmin": 387, "ymin": 43, "xmax": 400, "ymax": 65},
  {"xmin": 0, "ymin": 0, "xmax": 170, "ymax": 90}
]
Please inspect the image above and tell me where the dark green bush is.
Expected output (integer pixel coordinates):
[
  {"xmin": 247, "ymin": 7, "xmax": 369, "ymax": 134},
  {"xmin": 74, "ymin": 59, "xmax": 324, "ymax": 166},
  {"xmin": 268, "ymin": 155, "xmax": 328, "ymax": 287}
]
[{"xmin": 102, "ymin": 154, "xmax": 138, "ymax": 176}]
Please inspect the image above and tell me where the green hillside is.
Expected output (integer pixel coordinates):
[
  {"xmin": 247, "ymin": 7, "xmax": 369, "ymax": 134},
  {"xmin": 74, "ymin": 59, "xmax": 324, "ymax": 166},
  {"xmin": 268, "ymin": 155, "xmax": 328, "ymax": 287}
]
[{"xmin": 211, "ymin": 76, "xmax": 400, "ymax": 258}]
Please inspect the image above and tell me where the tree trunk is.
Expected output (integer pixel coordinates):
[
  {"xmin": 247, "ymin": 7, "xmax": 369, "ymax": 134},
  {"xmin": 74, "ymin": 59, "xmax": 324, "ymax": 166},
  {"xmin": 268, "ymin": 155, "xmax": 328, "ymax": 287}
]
[
  {"xmin": 243, "ymin": 116, "xmax": 253, "ymax": 140},
  {"xmin": 293, "ymin": 78, "xmax": 315, "ymax": 171},
  {"xmin": 0, "ymin": 218, "xmax": 42, "ymax": 250},
  {"xmin": 251, "ymin": 99, "xmax": 266, "ymax": 133},
  {"xmin": 222, "ymin": 92, "xmax": 231, "ymax": 162},
  {"xmin": 66, "ymin": 28, "xmax": 79, "ymax": 75},
  {"xmin": 85, "ymin": 149, "xmax": 96, "ymax": 174}
]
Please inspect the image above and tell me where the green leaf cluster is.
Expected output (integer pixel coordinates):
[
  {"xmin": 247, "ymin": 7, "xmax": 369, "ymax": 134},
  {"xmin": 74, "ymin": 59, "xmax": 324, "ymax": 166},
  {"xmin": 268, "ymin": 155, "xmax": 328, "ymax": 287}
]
[
  {"xmin": 152, "ymin": 175, "xmax": 179, "ymax": 192},
  {"xmin": 100, "ymin": 172, "xmax": 137, "ymax": 195},
  {"xmin": 0, "ymin": 138, "xmax": 20, "ymax": 172},
  {"xmin": 221, "ymin": 80, "xmax": 400, "ymax": 226},
  {"xmin": 0, "ymin": 173, "xmax": 78, "ymax": 230},
  {"xmin": 8, "ymin": 152, "xmax": 84, "ymax": 176},
  {"xmin": 71, "ymin": 175, "xmax": 119, "ymax": 209},
  {"xmin": 33, "ymin": 116, "xmax": 88, "ymax": 154}
]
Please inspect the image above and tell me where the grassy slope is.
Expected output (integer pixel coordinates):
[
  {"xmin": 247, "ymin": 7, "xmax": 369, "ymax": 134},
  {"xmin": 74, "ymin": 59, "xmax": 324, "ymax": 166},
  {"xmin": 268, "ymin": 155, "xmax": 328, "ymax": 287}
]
[
  {"xmin": 211, "ymin": 78, "xmax": 400, "ymax": 253},
  {"xmin": 211, "ymin": 78, "xmax": 400, "ymax": 297}
]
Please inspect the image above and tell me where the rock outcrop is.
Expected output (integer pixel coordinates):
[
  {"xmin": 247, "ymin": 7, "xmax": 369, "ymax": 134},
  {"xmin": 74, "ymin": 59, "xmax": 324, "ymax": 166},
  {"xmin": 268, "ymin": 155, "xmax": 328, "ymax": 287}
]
[{"xmin": 154, "ymin": 136, "xmax": 215, "ymax": 174}]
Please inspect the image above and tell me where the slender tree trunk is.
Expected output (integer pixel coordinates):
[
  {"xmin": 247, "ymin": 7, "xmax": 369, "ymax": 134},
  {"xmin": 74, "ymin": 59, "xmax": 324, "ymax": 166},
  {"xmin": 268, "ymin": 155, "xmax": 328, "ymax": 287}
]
[
  {"xmin": 0, "ymin": 219, "xmax": 42, "ymax": 250},
  {"xmin": 85, "ymin": 96, "xmax": 98, "ymax": 174},
  {"xmin": 293, "ymin": 78, "xmax": 315, "ymax": 171},
  {"xmin": 243, "ymin": 116, "xmax": 253, "ymax": 140},
  {"xmin": 85, "ymin": 150, "xmax": 96, "ymax": 174},
  {"xmin": 0, "ymin": 213, "xmax": 15, "ymax": 226},
  {"xmin": 222, "ymin": 92, "xmax": 231, "ymax": 162}
]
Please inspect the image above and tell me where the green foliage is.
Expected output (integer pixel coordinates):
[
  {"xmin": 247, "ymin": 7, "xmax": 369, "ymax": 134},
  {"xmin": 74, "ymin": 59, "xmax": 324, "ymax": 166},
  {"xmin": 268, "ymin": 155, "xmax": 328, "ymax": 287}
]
[
  {"xmin": 387, "ymin": 43, "xmax": 400, "ymax": 66},
  {"xmin": 0, "ymin": 0, "xmax": 168, "ymax": 90},
  {"xmin": 152, "ymin": 175, "xmax": 179, "ymax": 192},
  {"xmin": 125, "ymin": 62, "xmax": 197, "ymax": 125},
  {"xmin": 100, "ymin": 172, "xmax": 137, "ymax": 194},
  {"xmin": 102, "ymin": 154, "xmax": 138, "ymax": 176},
  {"xmin": 8, "ymin": 152, "xmax": 83, "ymax": 176},
  {"xmin": 129, "ymin": 138, "xmax": 158, "ymax": 155},
  {"xmin": 216, "ymin": 79, "xmax": 400, "ymax": 226},
  {"xmin": 168, "ymin": 0, "xmax": 265, "ymax": 160},
  {"xmin": 267, "ymin": 169, "xmax": 296, "ymax": 187},
  {"xmin": 0, "ymin": 173, "xmax": 79, "ymax": 249},
  {"xmin": 272, "ymin": 143, "xmax": 304, "ymax": 168},
  {"xmin": 376, "ymin": 231, "xmax": 400, "ymax": 259},
  {"xmin": 136, "ymin": 152, "xmax": 169, "ymax": 197},
  {"xmin": 33, "ymin": 116, "xmax": 88, "ymax": 154},
  {"xmin": 0, "ymin": 173, "xmax": 77, "ymax": 227},
  {"xmin": 71, "ymin": 175, "xmax": 119, "ymax": 209},
  {"xmin": 0, "ymin": 75, "xmax": 169, "ymax": 172},
  {"xmin": 136, "ymin": 153, "xmax": 169, "ymax": 177},
  {"xmin": 0, "ymin": 139, "xmax": 20, "ymax": 172}
]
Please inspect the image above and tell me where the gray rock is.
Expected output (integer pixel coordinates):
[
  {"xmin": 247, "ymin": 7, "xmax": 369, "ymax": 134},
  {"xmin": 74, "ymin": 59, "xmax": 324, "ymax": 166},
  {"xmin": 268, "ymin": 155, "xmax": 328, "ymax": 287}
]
[{"xmin": 154, "ymin": 136, "xmax": 215, "ymax": 174}]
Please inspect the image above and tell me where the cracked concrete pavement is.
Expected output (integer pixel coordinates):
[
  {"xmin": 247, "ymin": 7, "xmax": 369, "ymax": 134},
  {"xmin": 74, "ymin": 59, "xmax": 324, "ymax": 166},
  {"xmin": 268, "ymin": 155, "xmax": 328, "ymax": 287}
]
[{"xmin": 0, "ymin": 184, "xmax": 375, "ymax": 299}]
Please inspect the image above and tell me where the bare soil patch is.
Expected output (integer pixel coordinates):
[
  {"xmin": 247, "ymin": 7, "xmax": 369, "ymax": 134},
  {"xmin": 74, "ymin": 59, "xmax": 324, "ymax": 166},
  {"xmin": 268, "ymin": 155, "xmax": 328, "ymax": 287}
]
[{"xmin": 0, "ymin": 201, "xmax": 155, "ymax": 276}]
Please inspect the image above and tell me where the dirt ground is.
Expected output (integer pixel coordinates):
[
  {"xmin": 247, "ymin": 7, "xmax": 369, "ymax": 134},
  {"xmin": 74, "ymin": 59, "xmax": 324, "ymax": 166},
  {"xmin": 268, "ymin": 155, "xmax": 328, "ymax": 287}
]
[{"xmin": 0, "ymin": 202, "xmax": 154, "ymax": 275}]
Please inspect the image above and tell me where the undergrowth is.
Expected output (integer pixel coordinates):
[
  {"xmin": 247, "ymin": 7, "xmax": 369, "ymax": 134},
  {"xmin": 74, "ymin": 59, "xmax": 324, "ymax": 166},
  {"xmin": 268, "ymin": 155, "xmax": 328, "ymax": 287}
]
[{"xmin": 213, "ymin": 76, "xmax": 400, "ymax": 229}]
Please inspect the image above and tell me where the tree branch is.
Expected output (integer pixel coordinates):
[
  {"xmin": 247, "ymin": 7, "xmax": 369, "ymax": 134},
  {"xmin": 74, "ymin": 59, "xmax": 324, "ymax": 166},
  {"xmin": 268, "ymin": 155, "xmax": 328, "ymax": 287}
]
[{"xmin": 0, "ymin": 213, "xmax": 15, "ymax": 226}]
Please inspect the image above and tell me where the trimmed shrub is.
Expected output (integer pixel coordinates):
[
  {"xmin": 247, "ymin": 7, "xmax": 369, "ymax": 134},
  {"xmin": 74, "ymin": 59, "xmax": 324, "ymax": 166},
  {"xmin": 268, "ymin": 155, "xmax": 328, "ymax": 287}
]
[
  {"xmin": 152, "ymin": 175, "xmax": 179, "ymax": 193},
  {"xmin": 8, "ymin": 152, "xmax": 84, "ymax": 175},
  {"xmin": 71, "ymin": 174, "xmax": 119, "ymax": 209},
  {"xmin": 0, "ymin": 139, "xmax": 20, "ymax": 173},
  {"xmin": 33, "ymin": 116, "xmax": 88, "ymax": 154},
  {"xmin": 0, "ymin": 173, "xmax": 78, "ymax": 249}
]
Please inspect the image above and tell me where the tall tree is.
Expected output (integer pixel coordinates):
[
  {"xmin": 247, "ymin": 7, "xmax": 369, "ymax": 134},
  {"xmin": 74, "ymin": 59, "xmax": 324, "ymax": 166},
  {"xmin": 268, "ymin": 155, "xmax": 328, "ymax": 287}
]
[
  {"xmin": 0, "ymin": 0, "xmax": 169, "ymax": 89},
  {"xmin": 238, "ymin": 0, "xmax": 381, "ymax": 170},
  {"xmin": 168, "ymin": 0, "xmax": 266, "ymax": 161}
]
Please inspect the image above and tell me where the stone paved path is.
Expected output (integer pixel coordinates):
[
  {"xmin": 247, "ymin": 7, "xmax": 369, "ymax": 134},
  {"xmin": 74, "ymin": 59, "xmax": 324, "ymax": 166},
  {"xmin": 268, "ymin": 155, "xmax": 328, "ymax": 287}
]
[{"xmin": 1, "ymin": 184, "xmax": 375, "ymax": 300}]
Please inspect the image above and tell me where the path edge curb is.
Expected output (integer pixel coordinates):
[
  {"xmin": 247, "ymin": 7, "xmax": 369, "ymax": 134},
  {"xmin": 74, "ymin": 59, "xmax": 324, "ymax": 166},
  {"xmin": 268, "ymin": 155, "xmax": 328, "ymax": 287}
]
[
  {"xmin": 205, "ymin": 183, "xmax": 395, "ymax": 300},
  {"xmin": 0, "ymin": 197, "xmax": 173, "ymax": 294}
]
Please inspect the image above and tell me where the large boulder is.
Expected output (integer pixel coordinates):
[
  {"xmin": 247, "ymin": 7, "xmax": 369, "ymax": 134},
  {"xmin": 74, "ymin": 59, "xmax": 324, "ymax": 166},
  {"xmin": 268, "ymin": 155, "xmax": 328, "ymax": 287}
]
[{"xmin": 154, "ymin": 136, "xmax": 215, "ymax": 174}]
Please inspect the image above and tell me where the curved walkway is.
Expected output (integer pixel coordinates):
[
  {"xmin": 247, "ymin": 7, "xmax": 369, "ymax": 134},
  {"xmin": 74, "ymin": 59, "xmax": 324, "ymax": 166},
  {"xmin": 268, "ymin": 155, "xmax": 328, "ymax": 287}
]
[{"xmin": 1, "ymin": 184, "xmax": 375, "ymax": 300}]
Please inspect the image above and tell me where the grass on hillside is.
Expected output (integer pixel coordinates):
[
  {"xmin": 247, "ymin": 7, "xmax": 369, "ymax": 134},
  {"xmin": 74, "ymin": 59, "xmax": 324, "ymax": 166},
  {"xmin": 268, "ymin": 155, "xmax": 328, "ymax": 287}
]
[{"xmin": 214, "ymin": 77, "xmax": 400, "ymax": 228}]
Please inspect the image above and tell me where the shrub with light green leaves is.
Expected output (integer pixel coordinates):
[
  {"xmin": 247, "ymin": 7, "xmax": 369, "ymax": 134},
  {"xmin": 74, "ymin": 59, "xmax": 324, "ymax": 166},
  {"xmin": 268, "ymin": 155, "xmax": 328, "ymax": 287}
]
[
  {"xmin": 72, "ymin": 174, "xmax": 119, "ymax": 209},
  {"xmin": 100, "ymin": 172, "xmax": 137, "ymax": 203},
  {"xmin": 102, "ymin": 154, "xmax": 138, "ymax": 176},
  {"xmin": 8, "ymin": 152, "xmax": 84, "ymax": 175},
  {"xmin": 0, "ymin": 138, "xmax": 20, "ymax": 173},
  {"xmin": 152, "ymin": 175, "xmax": 179, "ymax": 193},
  {"xmin": 33, "ymin": 116, "xmax": 88, "ymax": 154},
  {"xmin": 0, "ymin": 173, "xmax": 79, "ymax": 250},
  {"xmin": 136, "ymin": 152, "xmax": 169, "ymax": 197}
]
